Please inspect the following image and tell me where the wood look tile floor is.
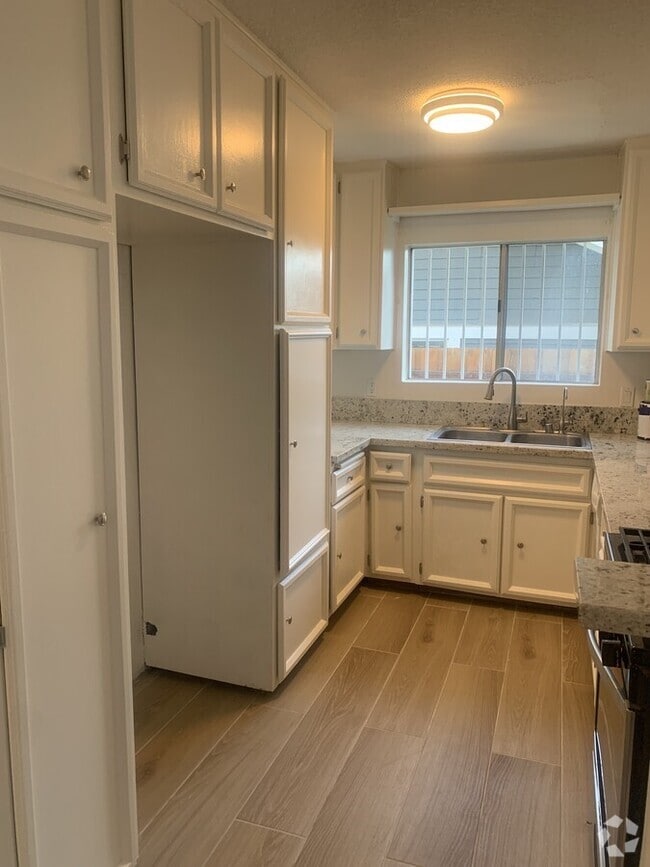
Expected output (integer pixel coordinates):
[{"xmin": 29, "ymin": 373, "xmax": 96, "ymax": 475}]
[{"xmin": 133, "ymin": 584, "xmax": 595, "ymax": 867}]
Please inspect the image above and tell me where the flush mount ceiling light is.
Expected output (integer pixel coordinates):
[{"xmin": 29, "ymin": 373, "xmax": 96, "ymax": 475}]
[{"xmin": 421, "ymin": 90, "xmax": 504, "ymax": 134}]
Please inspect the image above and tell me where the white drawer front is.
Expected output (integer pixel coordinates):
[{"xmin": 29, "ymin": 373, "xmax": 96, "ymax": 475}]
[
  {"xmin": 369, "ymin": 451, "xmax": 411, "ymax": 483},
  {"xmin": 278, "ymin": 541, "xmax": 329, "ymax": 679},
  {"xmin": 332, "ymin": 454, "xmax": 366, "ymax": 503},
  {"xmin": 423, "ymin": 454, "xmax": 591, "ymax": 500}
]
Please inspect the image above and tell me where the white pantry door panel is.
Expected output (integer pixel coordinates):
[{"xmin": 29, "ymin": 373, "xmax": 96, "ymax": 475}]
[
  {"xmin": 0, "ymin": 231, "xmax": 131, "ymax": 866},
  {"xmin": 124, "ymin": 0, "xmax": 216, "ymax": 208},
  {"xmin": 219, "ymin": 22, "xmax": 275, "ymax": 229},
  {"xmin": 0, "ymin": 656, "xmax": 17, "ymax": 867},
  {"xmin": 422, "ymin": 490, "xmax": 502, "ymax": 593},
  {"xmin": 281, "ymin": 330, "xmax": 330, "ymax": 571},
  {"xmin": 279, "ymin": 79, "xmax": 332, "ymax": 322},
  {"xmin": 0, "ymin": 0, "xmax": 109, "ymax": 218}
]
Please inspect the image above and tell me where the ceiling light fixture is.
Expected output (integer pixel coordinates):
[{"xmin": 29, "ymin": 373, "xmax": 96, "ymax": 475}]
[{"xmin": 421, "ymin": 90, "xmax": 504, "ymax": 134}]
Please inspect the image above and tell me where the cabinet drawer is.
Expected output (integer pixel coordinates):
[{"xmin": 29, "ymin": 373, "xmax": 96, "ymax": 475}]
[
  {"xmin": 423, "ymin": 454, "xmax": 591, "ymax": 500},
  {"xmin": 278, "ymin": 540, "xmax": 329, "ymax": 679},
  {"xmin": 369, "ymin": 451, "xmax": 411, "ymax": 483},
  {"xmin": 332, "ymin": 454, "xmax": 366, "ymax": 503}
]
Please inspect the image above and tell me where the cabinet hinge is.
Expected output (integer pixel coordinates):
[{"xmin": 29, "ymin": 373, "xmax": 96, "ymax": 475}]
[
  {"xmin": 367, "ymin": 488, "xmax": 370, "ymax": 502},
  {"xmin": 337, "ymin": 179, "xmax": 341, "ymax": 194},
  {"xmin": 335, "ymin": 325, "xmax": 340, "ymax": 340},
  {"xmin": 590, "ymin": 509, "xmax": 595, "ymax": 525},
  {"xmin": 0, "ymin": 626, "xmax": 5, "ymax": 648},
  {"xmin": 420, "ymin": 495, "xmax": 424, "ymax": 508},
  {"xmin": 418, "ymin": 562, "xmax": 423, "ymax": 577},
  {"xmin": 367, "ymin": 553, "xmax": 371, "ymax": 567},
  {"xmin": 119, "ymin": 133, "xmax": 131, "ymax": 164}
]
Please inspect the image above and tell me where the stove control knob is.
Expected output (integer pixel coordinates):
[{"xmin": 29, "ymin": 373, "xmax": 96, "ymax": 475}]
[{"xmin": 601, "ymin": 638, "xmax": 623, "ymax": 668}]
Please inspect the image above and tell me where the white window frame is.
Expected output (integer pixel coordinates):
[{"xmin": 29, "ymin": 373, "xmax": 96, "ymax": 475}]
[{"xmin": 395, "ymin": 200, "xmax": 617, "ymax": 387}]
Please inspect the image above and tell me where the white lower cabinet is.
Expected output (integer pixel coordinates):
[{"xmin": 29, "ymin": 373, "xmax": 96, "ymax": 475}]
[
  {"xmin": 369, "ymin": 483, "xmax": 412, "ymax": 580},
  {"xmin": 501, "ymin": 497, "xmax": 590, "ymax": 603},
  {"xmin": 278, "ymin": 541, "xmax": 329, "ymax": 678},
  {"xmin": 422, "ymin": 490, "xmax": 502, "ymax": 594},
  {"xmin": 331, "ymin": 485, "xmax": 366, "ymax": 611}
]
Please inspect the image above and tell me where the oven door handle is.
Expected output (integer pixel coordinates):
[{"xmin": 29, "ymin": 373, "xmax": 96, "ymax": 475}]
[{"xmin": 586, "ymin": 628, "xmax": 628, "ymax": 704}]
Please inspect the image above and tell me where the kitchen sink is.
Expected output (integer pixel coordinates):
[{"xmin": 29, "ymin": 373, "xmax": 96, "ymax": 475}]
[
  {"xmin": 430, "ymin": 427, "xmax": 590, "ymax": 448},
  {"xmin": 508, "ymin": 432, "xmax": 589, "ymax": 448},
  {"xmin": 432, "ymin": 428, "xmax": 509, "ymax": 442}
]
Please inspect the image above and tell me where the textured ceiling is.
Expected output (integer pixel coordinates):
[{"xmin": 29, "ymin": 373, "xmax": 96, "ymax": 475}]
[{"xmin": 219, "ymin": 0, "xmax": 650, "ymax": 165}]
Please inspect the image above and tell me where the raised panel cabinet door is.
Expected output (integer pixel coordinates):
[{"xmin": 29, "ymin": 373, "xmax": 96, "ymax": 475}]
[
  {"xmin": 280, "ymin": 329, "xmax": 331, "ymax": 571},
  {"xmin": 123, "ymin": 0, "xmax": 216, "ymax": 209},
  {"xmin": 278, "ymin": 540, "xmax": 329, "ymax": 679},
  {"xmin": 369, "ymin": 484, "xmax": 412, "ymax": 580},
  {"xmin": 337, "ymin": 170, "xmax": 381, "ymax": 347},
  {"xmin": 0, "ymin": 0, "xmax": 110, "ymax": 218},
  {"xmin": 612, "ymin": 142, "xmax": 650, "ymax": 349},
  {"xmin": 218, "ymin": 22, "xmax": 275, "ymax": 229},
  {"xmin": 331, "ymin": 486, "xmax": 367, "ymax": 612},
  {"xmin": 278, "ymin": 77, "xmax": 332, "ymax": 323},
  {"xmin": 422, "ymin": 489, "xmax": 502, "ymax": 594},
  {"xmin": 501, "ymin": 497, "xmax": 590, "ymax": 604},
  {"xmin": 0, "ymin": 228, "xmax": 135, "ymax": 865}
]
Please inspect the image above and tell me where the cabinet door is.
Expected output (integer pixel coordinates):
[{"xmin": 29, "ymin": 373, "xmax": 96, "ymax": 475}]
[
  {"xmin": 278, "ymin": 77, "xmax": 332, "ymax": 323},
  {"xmin": 611, "ymin": 141, "xmax": 650, "ymax": 349},
  {"xmin": 422, "ymin": 490, "xmax": 502, "ymax": 594},
  {"xmin": 501, "ymin": 497, "xmax": 590, "ymax": 603},
  {"xmin": 0, "ymin": 226, "xmax": 136, "ymax": 865},
  {"xmin": 278, "ymin": 540, "xmax": 329, "ymax": 679},
  {"xmin": 331, "ymin": 486, "xmax": 366, "ymax": 611},
  {"xmin": 369, "ymin": 484, "xmax": 412, "ymax": 579},
  {"xmin": 336, "ymin": 166, "xmax": 395, "ymax": 349},
  {"xmin": 0, "ymin": 0, "xmax": 110, "ymax": 219},
  {"xmin": 280, "ymin": 329, "xmax": 331, "ymax": 571},
  {"xmin": 218, "ymin": 22, "xmax": 275, "ymax": 229},
  {"xmin": 123, "ymin": 0, "xmax": 216, "ymax": 209}
]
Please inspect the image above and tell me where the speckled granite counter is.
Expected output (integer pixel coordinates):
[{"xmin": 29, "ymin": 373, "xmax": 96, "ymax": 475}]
[
  {"xmin": 576, "ymin": 558, "xmax": 650, "ymax": 634},
  {"xmin": 331, "ymin": 422, "xmax": 650, "ymax": 632},
  {"xmin": 331, "ymin": 421, "xmax": 593, "ymax": 466}
]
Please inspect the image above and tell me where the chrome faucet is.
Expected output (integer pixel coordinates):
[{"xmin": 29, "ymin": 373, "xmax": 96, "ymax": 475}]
[
  {"xmin": 559, "ymin": 387, "xmax": 568, "ymax": 434},
  {"xmin": 484, "ymin": 367, "xmax": 525, "ymax": 430}
]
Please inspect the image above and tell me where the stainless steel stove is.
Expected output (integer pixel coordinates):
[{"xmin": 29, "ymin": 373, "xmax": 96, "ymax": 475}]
[{"xmin": 591, "ymin": 528, "xmax": 650, "ymax": 866}]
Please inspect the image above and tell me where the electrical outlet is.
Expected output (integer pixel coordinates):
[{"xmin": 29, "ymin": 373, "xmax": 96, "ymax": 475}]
[
  {"xmin": 367, "ymin": 378, "xmax": 375, "ymax": 396},
  {"xmin": 620, "ymin": 386, "xmax": 635, "ymax": 407}
]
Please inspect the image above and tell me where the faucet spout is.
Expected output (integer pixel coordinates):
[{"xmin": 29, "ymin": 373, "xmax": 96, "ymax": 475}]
[{"xmin": 484, "ymin": 367, "xmax": 519, "ymax": 430}]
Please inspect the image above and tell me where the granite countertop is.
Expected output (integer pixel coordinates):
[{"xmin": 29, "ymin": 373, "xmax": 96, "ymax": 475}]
[
  {"xmin": 330, "ymin": 421, "xmax": 593, "ymax": 467},
  {"xmin": 331, "ymin": 421, "xmax": 650, "ymax": 633}
]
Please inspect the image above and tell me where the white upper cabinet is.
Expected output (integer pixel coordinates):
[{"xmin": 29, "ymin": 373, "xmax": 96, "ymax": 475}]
[
  {"xmin": 218, "ymin": 21, "xmax": 275, "ymax": 229},
  {"xmin": 335, "ymin": 162, "xmax": 397, "ymax": 349},
  {"xmin": 278, "ymin": 78, "xmax": 333, "ymax": 323},
  {"xmin": 122, "ymin": 0, "xmax": 217, "ymax": 209},
  {"xmin": 0, "ymin": 0, "xmax": 110, "ymax": 219},
  {"xmin": 609, "ymin": 138, "xmax": 650, "ymax": 350}
]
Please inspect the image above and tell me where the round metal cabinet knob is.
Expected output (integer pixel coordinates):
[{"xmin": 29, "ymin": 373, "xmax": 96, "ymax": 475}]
[
  {"xmin": 290, "ymin": 440, "xmax": 298, "ymax": 448},
  {"xmin": 480, "ymin": 538, "xmax": 488, "ymax": 545},
  {"xmin": 395, "ymin": 524, "xmax": 402, "ymax": 532},
  {"xmin": 347, "ymin": 475, "xmax": 354, "ymax": 482},
  {"xmin": 386, "ymin": 463, "xmax": 393, "ymax": 471},
  {"xmin": 337, "ymin": 552, "xmax": 342, "ymax": 559},
  {"xmin": 226, "ymin": 182, "xmax": 236, "ymax": 192},
  {"xmin": 77, "ymin": 165, "xmax": 92, "ymax": 181},
  {"xmin": 286, "ymin": 616, "xmax": 293, "ymax": 624},
  {"xmin": 94, "ymin": 512, "xmax": 108, "ymax": 527},
  {"xmin": 360, "ymin": 328, "xmax": 367, "ymax": 336},
  {"xmin": 194, "ymin": 168, "xmax": 206, "ymax": 181},
  {"xmin": 632, "ymin": 327, "xmax": 641, "ymax": 336},
  {"xmin": 517, "ymin": 542, "xmax": 525, "ymax": 549},
  {"xmin": 286, "ymin": 240, "xmax": 294, "ymax": 247}
]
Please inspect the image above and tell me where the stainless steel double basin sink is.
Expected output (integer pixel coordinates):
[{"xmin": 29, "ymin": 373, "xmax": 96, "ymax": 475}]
[{"xmin": 429, "ymin": 427, "xmax": 590, "ymax": 448}]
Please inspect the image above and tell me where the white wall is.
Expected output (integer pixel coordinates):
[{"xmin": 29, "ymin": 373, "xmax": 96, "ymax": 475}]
[{"xmin": 334, "ymin": 150, "xmax": 650, "ymax": 406}]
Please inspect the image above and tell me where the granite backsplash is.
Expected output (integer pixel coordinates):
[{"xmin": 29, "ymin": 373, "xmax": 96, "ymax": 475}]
[{"xmin": 332, "ymin": 397, "xmax": 637, "ymax": 434}]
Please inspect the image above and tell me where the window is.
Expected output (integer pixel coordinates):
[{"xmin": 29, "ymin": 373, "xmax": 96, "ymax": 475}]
[{"xmin": 406, "ymin": 240, "xmax": 605, "ymax": 384}]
